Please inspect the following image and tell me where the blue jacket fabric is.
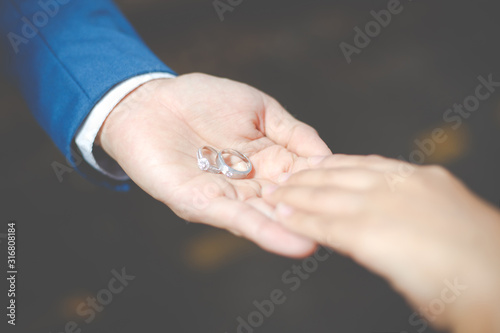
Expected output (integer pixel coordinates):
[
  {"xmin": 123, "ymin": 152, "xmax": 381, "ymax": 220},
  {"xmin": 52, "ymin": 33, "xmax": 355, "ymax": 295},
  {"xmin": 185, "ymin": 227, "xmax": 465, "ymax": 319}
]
[{"xmin": 1, "ymin": 0, "xmax": 176, "ymax": 189}]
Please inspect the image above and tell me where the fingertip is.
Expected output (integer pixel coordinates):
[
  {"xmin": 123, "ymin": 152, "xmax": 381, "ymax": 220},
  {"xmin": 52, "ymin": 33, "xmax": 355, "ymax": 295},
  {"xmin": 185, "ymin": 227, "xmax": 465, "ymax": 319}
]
[
  {"xmin": 277, "ymin": 172, "xmax": 291, "ymax": 183},
  {"xmin": 276, "ymin": 203, "xmax": 295, "ymax": 217},
  {"xmin": 262, "ymin": 185, "xmax": 278, "ymax": 197},
  {"xmin": 266, "ymin": 234, "xmax": 317, "ymax": 258},
  {"xmin": 254, "ymin": 212, "xmax": 317, "ymax": 258},
  {"xmin": 285, "ymin": 241, "xmax": 318, "ymax": 259},
  {"xmin": 308, "ymin": 155, "xmax": 327, "ymax": 167}
]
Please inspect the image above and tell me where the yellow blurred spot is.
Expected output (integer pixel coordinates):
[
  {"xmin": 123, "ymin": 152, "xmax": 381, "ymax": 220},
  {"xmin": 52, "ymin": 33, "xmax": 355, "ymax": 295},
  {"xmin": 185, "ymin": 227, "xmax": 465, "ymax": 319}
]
[
  {"xmin": 413, "ymin": 123, "xmax": 470, "ymax": 165},
  {"xmin": 183, "ymin": 230, "xmax": 257, "ymax": 272},
  {"xmin": 60, "ymin": 293, "xmax": 92, "ymax": 320}
]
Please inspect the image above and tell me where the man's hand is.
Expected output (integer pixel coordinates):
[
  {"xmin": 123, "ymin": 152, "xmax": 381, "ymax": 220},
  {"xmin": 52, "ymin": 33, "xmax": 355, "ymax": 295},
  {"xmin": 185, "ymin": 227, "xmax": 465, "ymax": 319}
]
[
  {"xmin": 97, "ymin": 73, "xmax": 332, "ymax": 257},
  {"xmin": 264, "ymin": 154, "xmax": 500, "ymax": 332}
]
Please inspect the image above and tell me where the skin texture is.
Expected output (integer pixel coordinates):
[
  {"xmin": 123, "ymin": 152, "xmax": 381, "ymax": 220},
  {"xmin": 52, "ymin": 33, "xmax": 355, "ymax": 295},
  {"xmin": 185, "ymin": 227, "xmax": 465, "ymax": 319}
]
[
  {"xmin": 264, "ymin": 154, "xmax": 500, "ymax": 332},
  {"xmin": 97, "ymin": 73, "xmax": 332, "ymax": 258}
]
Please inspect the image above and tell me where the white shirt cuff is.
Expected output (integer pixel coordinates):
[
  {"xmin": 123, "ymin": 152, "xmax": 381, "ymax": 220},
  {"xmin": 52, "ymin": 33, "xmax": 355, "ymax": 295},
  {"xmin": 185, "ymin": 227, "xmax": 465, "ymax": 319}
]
[{"xmin": 75, "ymin": 72, "xmax": 176, "ymax": 181}]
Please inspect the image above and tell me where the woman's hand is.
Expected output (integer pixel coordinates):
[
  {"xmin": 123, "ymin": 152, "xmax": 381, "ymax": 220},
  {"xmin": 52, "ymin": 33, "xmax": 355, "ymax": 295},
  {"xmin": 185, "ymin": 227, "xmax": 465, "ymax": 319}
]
[{"xmin": 264, "ymin": 154, "xmax": 500, "ymax": 332}]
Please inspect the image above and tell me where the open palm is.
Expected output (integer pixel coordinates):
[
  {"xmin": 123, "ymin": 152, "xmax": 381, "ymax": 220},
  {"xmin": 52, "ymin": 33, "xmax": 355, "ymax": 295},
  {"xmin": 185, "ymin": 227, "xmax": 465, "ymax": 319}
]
[{"xmin": 98, "ymin": 73, "xmax": 331, "ymax": 257}]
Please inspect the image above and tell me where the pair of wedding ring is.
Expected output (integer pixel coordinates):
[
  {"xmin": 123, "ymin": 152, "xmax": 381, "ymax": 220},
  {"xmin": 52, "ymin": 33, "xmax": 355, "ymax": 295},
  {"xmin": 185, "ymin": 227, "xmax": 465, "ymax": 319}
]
[{"xmin": 197, "ymin": 146, "xmax": 252, "ymax": 179}]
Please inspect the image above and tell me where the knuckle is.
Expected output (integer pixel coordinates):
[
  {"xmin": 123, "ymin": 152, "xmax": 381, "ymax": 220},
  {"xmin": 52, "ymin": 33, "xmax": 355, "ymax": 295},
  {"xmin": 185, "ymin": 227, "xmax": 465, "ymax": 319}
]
[
  {"xmin": 424, "ymin": 164, "xmax": 450, "ymax": 177},
  {"xmin": 310, "ymin": 187, "xmax": 330, "ymax": 202},
  {"xmin": 184, "ymin": 72, "xmax": 208, "ymax": 80},
  {"xmin": 326, "ymin": 154, "xmax": 348, "ymax": 165},
  {"xmin": 332, "ymin": 154, "xmax": 349, "ymax": 160},
  {"xmin": 303, "ymin": 123, "xmax": 319, "ymax": 135},
  {"xmin": 289, "ymin": 171, "xmax": 308, "ymax": 184},
  {"xmin": 365, "ymin": 154, "xmax": 386, "ymax": 162},
  {"xmin": 325, "ymin": 168, "xmax": 338, "ymax": 179}
]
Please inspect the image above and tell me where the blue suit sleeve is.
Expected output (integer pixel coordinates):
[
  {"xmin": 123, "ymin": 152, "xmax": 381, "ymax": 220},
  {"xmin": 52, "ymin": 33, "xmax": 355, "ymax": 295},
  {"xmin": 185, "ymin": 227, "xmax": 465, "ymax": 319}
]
[{"xmin": 0, "ymin": 0, "xmax": 176, "ymax": 190}]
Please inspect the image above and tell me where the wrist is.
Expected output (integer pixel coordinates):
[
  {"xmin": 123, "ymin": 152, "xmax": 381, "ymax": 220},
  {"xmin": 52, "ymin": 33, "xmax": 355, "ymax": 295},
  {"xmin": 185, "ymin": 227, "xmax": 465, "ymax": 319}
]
[{"xmin": 96, "ymin": 78, "xmax": 171, "ymax": 159}]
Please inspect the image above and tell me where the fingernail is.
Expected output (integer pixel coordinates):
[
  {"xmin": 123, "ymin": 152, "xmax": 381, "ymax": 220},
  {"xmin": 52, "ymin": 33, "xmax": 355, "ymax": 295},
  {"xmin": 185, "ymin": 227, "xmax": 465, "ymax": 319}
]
[
  {"xmin": 262, "ymin": 185, "xmax": 278, "ymax": 196},
  {"xmin": 278, "ymin": 173, "xmax": 291, "ymax": 183},
  {"xmin": 276, "ymin": 203, "xmax": 294, "ymax": 217},
  {"xmin": 308, "ymin": 155, "xmax": 326, "ymax": 166}
]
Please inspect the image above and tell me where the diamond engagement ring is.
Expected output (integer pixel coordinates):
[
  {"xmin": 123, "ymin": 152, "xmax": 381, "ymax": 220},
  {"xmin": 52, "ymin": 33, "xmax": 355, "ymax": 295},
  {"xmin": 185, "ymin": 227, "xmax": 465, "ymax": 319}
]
[
  {"xmin": 216, "ymin": 149, "xmax": 253, "ymax": 179},
  {"xmin": 197, "ymin": 146, "xmax": 221, "ymax": 174}
]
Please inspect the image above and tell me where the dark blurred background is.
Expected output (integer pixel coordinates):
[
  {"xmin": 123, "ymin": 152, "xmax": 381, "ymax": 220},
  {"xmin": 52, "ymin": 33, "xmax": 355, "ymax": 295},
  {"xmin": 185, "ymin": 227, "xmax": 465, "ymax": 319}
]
[{"xmin": 2, "ymin": 1, "xmax": 500, "ymax": 332}]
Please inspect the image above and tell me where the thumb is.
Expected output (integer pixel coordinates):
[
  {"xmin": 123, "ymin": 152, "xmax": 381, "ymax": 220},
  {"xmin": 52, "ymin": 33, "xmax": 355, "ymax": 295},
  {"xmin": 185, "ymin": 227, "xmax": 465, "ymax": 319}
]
[{"xmin": 263, "ymin": 97, "xmax": 332, "ymax": 157}]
